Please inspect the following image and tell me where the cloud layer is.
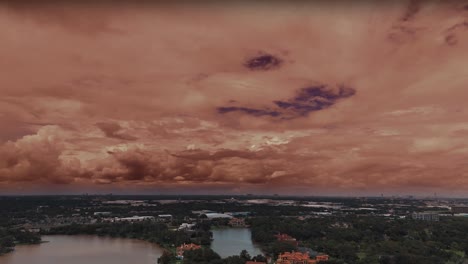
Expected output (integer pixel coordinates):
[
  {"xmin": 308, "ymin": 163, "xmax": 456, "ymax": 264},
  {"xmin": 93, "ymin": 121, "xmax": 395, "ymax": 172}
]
[{"xmin": 1, "ymin": 1, "xmax": 468, "ymax": 195}]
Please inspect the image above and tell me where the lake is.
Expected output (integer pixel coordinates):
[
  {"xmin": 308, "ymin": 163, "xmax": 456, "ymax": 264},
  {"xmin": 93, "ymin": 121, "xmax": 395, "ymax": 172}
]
[
  {"xmin": 0, "ymin": 228, "xmax": 262, "ymax": 263},
  {"xmin": 0, "ymin": 235, "xmax": 164, "ymax": 264},
  {"xmin": 211, "ymin": 227, "xmax": 263, "ymax": 258}
]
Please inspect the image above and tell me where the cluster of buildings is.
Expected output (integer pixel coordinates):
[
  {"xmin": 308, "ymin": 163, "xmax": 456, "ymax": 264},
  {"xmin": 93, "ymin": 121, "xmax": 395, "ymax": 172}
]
[
  {"xmin": 176, "ymin": 243, "xmax": 202, "ymax": 259},
  {"xmin": 28, "ymin": 215, "xmax": 96, "ymax": 229},
  {"xmin": 276, "ymin": 252, "xmax": 329, "ymax": 264},
  {"xmin": 272, "ymin": 233, "xmax": 329, "ymax": 263},
  {"xmin": 411, "ymin": 206, "xmax": 468, "ymax": 221},
  {"xmin": 101, "ymin": 200, "xmax": 156, "ymax": 207},
  {"xmin": 451, "ymin": 206, "xmax": 468, "ymax": 215},
  {"xmin": 109, "ymin": 216, "xmax": 155, "ymax": 222}
]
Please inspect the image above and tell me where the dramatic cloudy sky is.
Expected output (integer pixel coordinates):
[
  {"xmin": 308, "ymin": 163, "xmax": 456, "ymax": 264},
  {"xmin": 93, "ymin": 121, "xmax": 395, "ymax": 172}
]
[{"xmin": 1, "ymin": 1, "xmax": 468, "ymax": 196}]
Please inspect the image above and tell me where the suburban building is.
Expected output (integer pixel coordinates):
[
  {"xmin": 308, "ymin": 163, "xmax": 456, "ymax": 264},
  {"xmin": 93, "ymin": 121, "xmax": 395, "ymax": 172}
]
[
  {"xmin": 316, "ymin": 255, "xmax": 329, "ymax": 262},
  {"xmin": 276, "ymin": 251, "xmax": 329, "ymax": 264},
  {"xmin": 275, "ymin": 233, "xmax": 299, "ymax": 246},
  {"xmin": 203, "ymin": 213, "xmax": 233, "ymax": 219},
  {"xmin": 227, "ymin": 212, "xmax": 251, "ymax": 217},
  {"xmin": 178, "ymin": 223, "xmax": 196, "ymax": 231},
  {"xmin": 176, "ymin": 243, "xmax": 202, "ymax": 258},
  {"xmin": 229, "ymin": 217, "xmax": 247, "ymax": 227},
  {"xmin": 93, "ymin": 212, "xmax": 111, "ymax": 216},
  {"xmin": 192, "ymin": 210, "xmax": 216, "ymax": 215},
  {"xmin": 411, "ymin": 212, "xmax": 439, "ymax": 221},
  {"xmin": 112, "ymin": 216, "xmax": 155, "ymax": 222},
  {"xmin": 451, "ymin": 206, "xmax": 468, "ymax": 214},
  {"xmin": 157, "ymin": 214, "xmax": 173, "ymax": 222}
]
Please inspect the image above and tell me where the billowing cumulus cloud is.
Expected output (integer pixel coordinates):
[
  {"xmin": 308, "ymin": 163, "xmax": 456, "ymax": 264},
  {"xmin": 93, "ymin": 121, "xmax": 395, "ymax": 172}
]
[
  {"xmin": 1, "ymin": 1, "xmax": 468, "ymax": 196},
  {"xmin": 96, "ymin": 122, "xmax": 137, "ymax": 141},
  {"xmin": 0, "ymin": 126, "xmax": 88, "ymax": 185}
]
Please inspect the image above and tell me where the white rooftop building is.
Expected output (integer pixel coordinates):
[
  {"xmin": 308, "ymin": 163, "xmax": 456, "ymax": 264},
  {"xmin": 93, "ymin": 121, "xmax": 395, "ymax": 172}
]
[
  {"xmin": 204, "ymin": 213, "xmax": 233, "ymax": 219},
  {"xmin": 113, "ymin": 216, "xmax": 155, "ymax": 222}
]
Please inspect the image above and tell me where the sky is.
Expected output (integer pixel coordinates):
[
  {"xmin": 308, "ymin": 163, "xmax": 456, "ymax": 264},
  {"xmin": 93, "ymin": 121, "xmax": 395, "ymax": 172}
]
[{"xmin": 1, "ymin": 1, "xmax": 468, "ymax": 196}]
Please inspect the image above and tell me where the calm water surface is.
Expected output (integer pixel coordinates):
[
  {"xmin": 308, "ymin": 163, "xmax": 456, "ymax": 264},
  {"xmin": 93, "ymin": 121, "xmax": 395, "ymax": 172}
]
[
  {"xmin": 0, "ymin": 235, "xmax": 163, "ymax": 264},
  {"xmin": 211, "ymin": 228, "xmax": 262, "ymax": 258}
]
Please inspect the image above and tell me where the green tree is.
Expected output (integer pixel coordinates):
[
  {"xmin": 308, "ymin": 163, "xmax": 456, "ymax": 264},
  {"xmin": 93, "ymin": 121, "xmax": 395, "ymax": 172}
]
[{"xmin": 158, "ymin": 250, "xmax": 175, "ymax": 264}]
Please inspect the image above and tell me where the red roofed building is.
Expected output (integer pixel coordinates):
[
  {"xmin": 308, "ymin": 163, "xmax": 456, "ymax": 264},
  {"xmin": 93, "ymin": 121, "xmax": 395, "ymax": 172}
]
[
  {"xmin": 277, "ymin": 252, "xmax": 329, "ymax": 264},
  {"xmin": 275, "ymin": 233, "xmax": 299, "ymax": 246},
  {"xmin": 316, "ymin": 255, "xmax": 329, "ymax": 262},
  {"xmin": 277, "ymin": 252, "xmax": 316, "ymax": 264},
  {"xmin": 176, "ymin": 243, "xmax": 202, "ymax": 258},
  {"xmin": 229, "ymin": 217, "xmax": 247, "ymax": 227}
]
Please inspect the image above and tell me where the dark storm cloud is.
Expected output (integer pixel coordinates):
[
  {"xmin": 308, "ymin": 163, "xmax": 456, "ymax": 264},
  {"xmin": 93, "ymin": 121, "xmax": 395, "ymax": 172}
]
[
  {"xmin": 218, "ymin": 84, "xmax": 356, "ymax": 119},
  {"xmin": 387, "ymin": 25, "xmax": 419, "ymax": 44},
  {"xmin": 244, "ymin": 53, "xmax": 283, "ymax": 71},
  {"xmin": 444, "ymin": 21, "xmax": 468, "ymax": 46},
  {"xmin": 275, "ymin": 85, "xmax": 356, "ymax": 116},
  {"xmin": 401, "ymin": 0, "xmax": 421, "ymax": 22},
  {"xmin": 217, "ymin": 106, "xmax": 281, "ymax": 117}
]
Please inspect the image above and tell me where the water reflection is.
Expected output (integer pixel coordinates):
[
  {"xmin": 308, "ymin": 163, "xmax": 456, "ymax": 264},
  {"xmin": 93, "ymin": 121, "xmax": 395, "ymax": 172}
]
[
  {"xmin": 0, "ymin": 235, "xmax": 163, "ymax": 264},
  {"xmin": 211, "ymin": 228, "xmax": 263, "ymax": 258}
]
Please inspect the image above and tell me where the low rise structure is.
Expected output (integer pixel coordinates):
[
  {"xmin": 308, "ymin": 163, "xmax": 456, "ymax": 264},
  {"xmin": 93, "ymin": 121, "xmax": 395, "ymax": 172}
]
[
  {"xmin": 192, "ymin": 210, "xmax": 216, "ymax": 215},
  {"xmin": 204, "ymin": 213, "xmax": 233, "ymax": 219},
  {"xmin": 113, "ymin": 216, "xmax": 155, "ymax": 222},
  {"xmin": 275, "ymin": 233, "xmax": 299, "ymax": 246},
  {"xmin": 229, "ymin": 217, "xmax": 247, "ymax": 227},
  {"xmin": 276, "ymin": 251, "xmax": 329, "ymax": 264},
  {"xmin": 316, "ymin": 255, "xmax": 329, "ymax": 262},
  {"xmin": 178, "ymin": 223, "xmax": 196, "ymax": 231},
  {"xmin": 94, "ymin": 212, "xmax": 112, "ymax": 216},
  {"xmin": 451, "ymin": 206, "xmax": 468, "ymax": 214},
  {"xmin": 277, "ymin": 254, "xmax": 311, "ymax": 264},
  {"xmin": 412, "ymin": 212, "xmax": 439, "ymax": 221},
  {"xmin": 227, "ymin": 212, "xmax": 251, "ymax": 217},
  {"xmin": 176, "ymin": 243, "xmax": 202, "ymax": 258},
  {"xmin": 157, "ymin": 214, "xmax": 173, "ymax": 222}
]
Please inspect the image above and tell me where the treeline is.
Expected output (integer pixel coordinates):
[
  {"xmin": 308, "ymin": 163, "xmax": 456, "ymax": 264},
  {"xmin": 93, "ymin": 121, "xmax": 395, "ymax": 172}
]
[
  {"xmin": 0, "ymin": 196, "xmax": 431, "ymax": 226},
  {"xmin": 46, "ymin": 221, "xmax": 213, "ymax": 247},
  {"xmin": 0, "ymin": 228, "xmax": 41, "ymax": 255},
  {"xmin": 250, "ymin": 216, "xmax": 468, "ymax": 264},
  {"xmin": 0, "ymin": 196, "xmax": 94, "ymax": 220},
  {"xmin": 158, "ymin": 248, "xmax": 267, "ymax": 264}
]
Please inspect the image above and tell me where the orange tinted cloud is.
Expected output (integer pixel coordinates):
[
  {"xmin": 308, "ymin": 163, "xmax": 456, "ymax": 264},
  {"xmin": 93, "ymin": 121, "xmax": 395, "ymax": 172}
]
[{"xmin": 1, "ymin": 1, "xmax": 468, "ymax": 195}]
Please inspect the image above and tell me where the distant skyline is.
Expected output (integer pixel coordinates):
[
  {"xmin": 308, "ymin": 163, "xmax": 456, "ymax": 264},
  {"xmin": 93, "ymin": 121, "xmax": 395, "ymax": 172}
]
[{"xmin": 1, "ymin": 1, "xmax": 468, "ymax": 196}]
